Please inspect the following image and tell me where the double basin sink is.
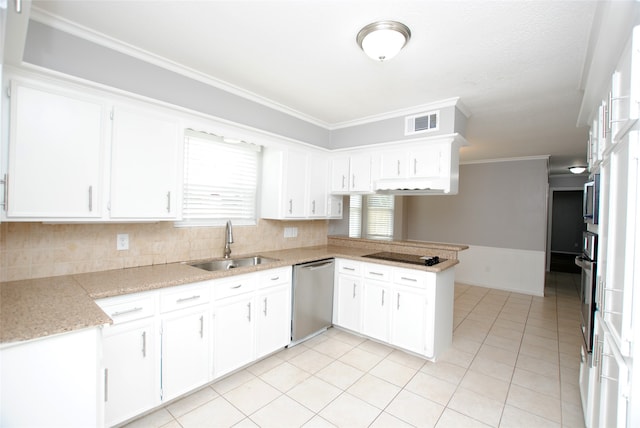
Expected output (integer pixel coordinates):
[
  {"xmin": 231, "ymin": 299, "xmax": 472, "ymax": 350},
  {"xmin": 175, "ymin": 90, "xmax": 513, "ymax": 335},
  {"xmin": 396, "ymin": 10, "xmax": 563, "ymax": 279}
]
[{"xmin": 188, "ymin": 255, "xmax": 277, "ymax": 272}]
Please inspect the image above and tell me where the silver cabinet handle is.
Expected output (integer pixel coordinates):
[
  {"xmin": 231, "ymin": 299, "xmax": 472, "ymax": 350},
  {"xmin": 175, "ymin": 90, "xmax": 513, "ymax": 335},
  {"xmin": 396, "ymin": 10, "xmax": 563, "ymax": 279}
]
[
  {"xmin": 343, "ymin": 267, "xmax": 355, "ymax": 271},
  {"xmin": 231, "ymin": 284, "xmax": 242, "ymax": 289},
  {"xmin": 142, "ymin": 331, "xmax": 147, "ymax": 357},
  {"xmin": 177, "ymin": 295, "xmax": 201, "ymax": 303},
  {"xmin": 351, "ymin": 174, "xmax": 356, "ymax": 189},
  {"xmin": 263, "ymin": 297, "xmax": 268, "ymax": 316},
  {"xmin": 289, "ymin": 199, "xmax": 293, "ymax": 214},
  {"xmin": 369, "ymin": 271, "xmax": 384, "ymax": 276},
  {"xmin": 111, "ymin": 307, "xmax": 143, "ymax": 317},
  {"xmin": 104, "ymin": 368, "xmax": 109, "ymax": 402},
  {"xmin": 341, "ymin": 175, "xmax": 346, "ymax": 189},
  {"xmin": 270, "ymin": 276, "xmax": 280, "ymax": 281},
  {"xmin": 166, "ymin": 191, "xmax": 171, "ymax": 213},
  {"xmin": 312, "ymin": 200, "xmax": 316, "ymax": 214},
  {"xmin": 381, "ymin": 289, "xmax": 385, "ymax": 306},
  {"xmin": 352, "ymin": 283, "xmax": 357, "ymax": 298},
  {"xmin": 88, "ymin": 186, "xmax": 93, "ymax": 212},
  {"xmin": 199, "ymin": 315, "xmax": 204, "ymax": 338},
  {"xmin": 338, "ymin": 202, "xmax": 342, "ymax": 215},
  {"xmin": 397, "ymin": 292, "xmax": 401, "ymax": 310},
  {"xmin": 1, "ymin": 174, "xmax": 8, "ymax": 211},
  {"xmin": 247, "ymin": 302, "xmax": 251, "ymax": 322},
  {"xmin": 401, "ymin": 276, "xmax": 417, "ymax": 282},
  {"xmin": 397, "ymin": 160, "xmax": 401, "ymax": 176},
  {"xmin": 414, "ymin": 158, "xmax": 417, "ymax": 175}
]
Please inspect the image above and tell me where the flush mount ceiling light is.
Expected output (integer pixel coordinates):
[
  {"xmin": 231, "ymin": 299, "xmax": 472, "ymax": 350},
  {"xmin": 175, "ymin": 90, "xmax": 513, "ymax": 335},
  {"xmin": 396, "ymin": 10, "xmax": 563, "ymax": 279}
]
[
  {"xmin": 356, "ymin": 20, "xmax": 411, "ymax": 62},
  {"xmin": 569, "ymin": 166, "xmax": 587, "ymax": 174}
]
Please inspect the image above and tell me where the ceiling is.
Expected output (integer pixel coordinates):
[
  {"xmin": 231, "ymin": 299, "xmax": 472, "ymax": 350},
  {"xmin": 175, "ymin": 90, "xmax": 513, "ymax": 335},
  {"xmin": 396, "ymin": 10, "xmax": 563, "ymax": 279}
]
[{"xmin": 29, "ymin": 0, "xmax": 601, "ymax": 175}]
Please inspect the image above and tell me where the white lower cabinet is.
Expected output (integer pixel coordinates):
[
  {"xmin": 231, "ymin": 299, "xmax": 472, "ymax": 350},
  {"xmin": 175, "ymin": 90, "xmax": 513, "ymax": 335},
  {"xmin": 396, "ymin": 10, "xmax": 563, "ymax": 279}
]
[
  {"xmin": 391, "ymin": 285, "xmax": 427, "ymax": 356},
  {"xmin": 335, "ymin": 273, "xmax": 363, "ymax": 332},
  {"xmin": 256, "ymin": 281, "xmax": 292, "ymax": 359},
  {"xmin": 103, "ymin": 318, "xmax": 158, "ymax": 427},
  {"xmin": 160, "ymin": 305, "xmax": 210, "ymax": 402},
  {"xmin": 213, "ymin": 293, "xmax": 256, "ymax": 377},
  {"xmin": 334, "ymin": 258, "xmax": 454, "ymax": 361},
  {"xmin": 212, "ymin": 267, "xmax": 292, "ymax": 378}
]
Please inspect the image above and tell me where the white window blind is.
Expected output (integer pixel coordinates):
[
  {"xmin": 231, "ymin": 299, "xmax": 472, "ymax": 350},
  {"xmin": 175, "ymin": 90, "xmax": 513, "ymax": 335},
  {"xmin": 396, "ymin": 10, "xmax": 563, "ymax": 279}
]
[
  {"xmin": 181, "ymin": 130, "xmax": 261, "ymax": 226},
  {"xmin": 366, "ymin": 194, "xmax": 394, "ymax": 239},
  {"xmin": 348, "ymin": 194, "xmax": 394, "ymax": 240},
  {"xmin": 349, "ymin": 195, "xmax": 362, "ymax": 238}
]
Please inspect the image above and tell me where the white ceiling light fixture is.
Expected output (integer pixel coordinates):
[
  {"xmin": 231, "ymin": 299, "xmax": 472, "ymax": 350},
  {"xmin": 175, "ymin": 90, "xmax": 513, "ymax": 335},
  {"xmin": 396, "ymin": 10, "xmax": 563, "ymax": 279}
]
[
  {"xmin": 568, "ymin": 165, "xmax": 587, "ymax": 174},
  {"xmin": 356, "ymin": 20, "xmax": 411, "ymax": 62}
]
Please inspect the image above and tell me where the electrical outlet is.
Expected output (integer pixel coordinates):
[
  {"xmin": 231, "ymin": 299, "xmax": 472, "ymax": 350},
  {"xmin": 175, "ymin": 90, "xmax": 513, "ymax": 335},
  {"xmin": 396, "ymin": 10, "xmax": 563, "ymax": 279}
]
[
  {"xmin": 284, "ymin": 227, "xmax": 298, "ymax": 238},
  {"xmin": 117, "ymin": 233, "xmax": 129, "ymax": 251}
]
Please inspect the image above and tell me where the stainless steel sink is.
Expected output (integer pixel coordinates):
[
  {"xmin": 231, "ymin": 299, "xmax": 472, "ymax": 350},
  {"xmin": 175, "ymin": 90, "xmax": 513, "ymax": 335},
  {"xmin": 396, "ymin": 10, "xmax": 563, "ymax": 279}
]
[{"xmin": 189, "ymin": 256, "xmax": 277, "ymax": 271}]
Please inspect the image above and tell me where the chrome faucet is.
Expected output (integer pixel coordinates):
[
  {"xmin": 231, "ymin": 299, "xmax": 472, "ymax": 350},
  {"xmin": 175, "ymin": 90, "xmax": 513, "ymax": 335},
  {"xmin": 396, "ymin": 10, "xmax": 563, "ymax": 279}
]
[{"xmin": 223, "ymin": 220, "xmax": 234, "ymax": 258}]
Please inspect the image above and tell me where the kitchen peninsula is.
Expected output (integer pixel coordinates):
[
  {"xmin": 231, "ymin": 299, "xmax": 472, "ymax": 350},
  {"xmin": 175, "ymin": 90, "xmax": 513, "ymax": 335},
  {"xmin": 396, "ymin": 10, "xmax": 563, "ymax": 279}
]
[{"xmin": 0, "ymin": 238, "xmax": 466, "ymax": 427}]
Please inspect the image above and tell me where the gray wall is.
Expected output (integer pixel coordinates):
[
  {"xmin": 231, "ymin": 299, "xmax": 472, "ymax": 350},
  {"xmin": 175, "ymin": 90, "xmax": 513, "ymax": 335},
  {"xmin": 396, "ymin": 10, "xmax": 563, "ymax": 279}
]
[
  {"xmin": 405, "ymin": 158, "xmax": 549, "ymax": 251},
  {"xmin": 329, "ymin": 105, "xmax": 467, "ymax": 149},
  {"xmin": 23, "ymin": 21, "xmax": 331, "ymax": 147}
]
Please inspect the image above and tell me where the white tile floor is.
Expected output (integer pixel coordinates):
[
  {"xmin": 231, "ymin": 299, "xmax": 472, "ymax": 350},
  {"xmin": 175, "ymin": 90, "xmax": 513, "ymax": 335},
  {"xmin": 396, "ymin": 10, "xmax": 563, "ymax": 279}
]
[{"xmin": 124, "ymin": 272, "xmax": 585, "ymax": 428}]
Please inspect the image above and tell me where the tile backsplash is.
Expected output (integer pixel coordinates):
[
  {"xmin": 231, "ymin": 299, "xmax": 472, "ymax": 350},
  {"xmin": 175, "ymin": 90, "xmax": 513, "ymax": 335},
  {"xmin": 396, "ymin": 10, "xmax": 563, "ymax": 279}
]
[{"xmin": 0, "ymin": 220, "xmax": 328, "ymax": 282}]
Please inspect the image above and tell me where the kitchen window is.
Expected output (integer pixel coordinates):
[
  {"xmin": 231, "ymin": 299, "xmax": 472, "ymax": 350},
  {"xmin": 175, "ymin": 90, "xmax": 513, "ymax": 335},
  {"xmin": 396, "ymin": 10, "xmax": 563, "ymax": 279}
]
[
  {"xmin": 179, "ymin": 130, "xmax": 261, "ymax": 226},
  {"xmin": 348, "ymin": 194, "xmax": 394, "ymax": 239}
]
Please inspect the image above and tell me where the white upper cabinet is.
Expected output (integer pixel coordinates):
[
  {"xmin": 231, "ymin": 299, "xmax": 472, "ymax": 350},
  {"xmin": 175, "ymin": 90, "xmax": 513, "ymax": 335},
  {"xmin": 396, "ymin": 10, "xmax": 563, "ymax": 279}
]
[
  {"xmin": 109, "ymin": 105, "xmax": 182, "ymax": 220},
  {"xmin": 330, "ymin": 153, "xmax": 373, "ymax": 194},
  {"xmin": 375, "ymin": 136, "xmax": 464, "ymax": 195},
  {"xmin": 3, "ymin": 76, "xmax": 185, "ymax": 222},
  {"xmin": 260, "ymin": 147, "xmax": 334, "ymax": 219},
  {"xmin": 6, "ymin": 80, "xmax": 108, "ymax": 220}
]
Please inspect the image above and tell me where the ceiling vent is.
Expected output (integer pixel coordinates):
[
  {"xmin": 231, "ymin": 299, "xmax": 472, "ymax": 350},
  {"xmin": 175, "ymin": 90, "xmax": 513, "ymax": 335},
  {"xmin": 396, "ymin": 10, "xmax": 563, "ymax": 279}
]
[{"xmin": 405, "ymin": 110, "xmax": 439, "ymax": 136}]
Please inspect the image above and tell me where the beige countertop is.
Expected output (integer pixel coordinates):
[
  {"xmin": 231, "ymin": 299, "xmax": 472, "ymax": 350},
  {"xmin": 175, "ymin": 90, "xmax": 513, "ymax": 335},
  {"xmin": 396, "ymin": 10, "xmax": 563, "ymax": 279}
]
[{"xmin": 0, "ymin": 242, "xmax": 464, "ymax": 345}]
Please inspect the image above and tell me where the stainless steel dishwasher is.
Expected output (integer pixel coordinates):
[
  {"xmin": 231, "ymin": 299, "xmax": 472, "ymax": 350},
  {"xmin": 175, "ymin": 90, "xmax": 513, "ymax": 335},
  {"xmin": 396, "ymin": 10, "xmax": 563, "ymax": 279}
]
[{"xmin": 291, "ymin": 258, "xmax": 335, "ymax": 345}]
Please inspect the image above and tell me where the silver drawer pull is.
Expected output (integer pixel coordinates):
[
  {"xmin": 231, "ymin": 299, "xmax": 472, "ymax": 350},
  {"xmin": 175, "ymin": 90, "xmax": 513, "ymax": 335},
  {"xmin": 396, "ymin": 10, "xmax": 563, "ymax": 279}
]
[
  {"xmin": 231, "ymin": 284, "xmax": 243, "ymax": 289},
  {"xmin": 400, "ymin": 277, "xmax": 417, "ymax": 282},
  {"xmin": 270, "ymin": 276, "xmax": 280, "ymax": 281},
  {"xmin": 369, "ymin": 271, "xmax": 384, "ymax": 276},
  {"xmin": 343, "ymin": 267, "xmax": 356, "ymax": 271},
  {"xmin": 111, "ymin": 307, "xmax": 143, "ymax": 317},
  {"xmin": 177, "ymin": 295, "xmax": 201, "ymax": 303}
]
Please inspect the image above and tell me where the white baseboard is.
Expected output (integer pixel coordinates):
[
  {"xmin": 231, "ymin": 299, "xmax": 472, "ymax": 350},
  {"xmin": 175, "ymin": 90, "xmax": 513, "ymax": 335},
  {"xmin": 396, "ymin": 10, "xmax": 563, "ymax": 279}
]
[{"xmin": 455, "ymin": 245, "xmax": 546, "ymax": 296}]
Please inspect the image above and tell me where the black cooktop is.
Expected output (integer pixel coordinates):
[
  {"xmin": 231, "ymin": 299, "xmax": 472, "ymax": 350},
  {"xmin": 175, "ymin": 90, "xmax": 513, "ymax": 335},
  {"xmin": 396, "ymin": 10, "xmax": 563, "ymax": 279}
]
[{"xmin": 362, "ymin": 252, "xmax": 445, "ymax": 266}]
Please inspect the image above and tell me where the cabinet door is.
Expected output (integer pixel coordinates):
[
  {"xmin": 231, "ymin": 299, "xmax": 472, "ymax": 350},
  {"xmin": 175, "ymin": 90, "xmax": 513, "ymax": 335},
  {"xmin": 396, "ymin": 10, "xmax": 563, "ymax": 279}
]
[
  {"xmin": 213, "ymin": 295, "xmax": 255, "ymax": 377},
  {"xmin": 335, "ymin": 274, "xmax": 362, "ymax": 332},
  {"xmin": 7, "ymin": 81, "xmax": 106, "ymax": 219},
  {"xmin": 308, "ymin": 155, "xmax": 328, "ymax": 217},
  {"xmin": 350, "ymin": 154, "xmax": 372, "ymax": 192},
  {"xmin": 362, "ymin": 280, "xmax": 390, "ymax": 342},
  {"xmin": 282, "ymin": 150, "xmax": 308, "ymax": 218},
  {"xmin": 391, "ymin": 286, "xmax": 427, "ymax": 355},
  {"xmin": 330, "ymin": 157, "xmax": 350, "ymax": 192},
  {"xmin": 328, "ymin": 195, "xmax": 343, "ymax": 218},
  {"xmin": 410, "ymin": 147, "xmax": 442, "ymax": 178},
  {"xmin": 380, "ymin": 151, "xmax": 408, "ymax": 179},
  {"xmin": 103, "ymin": 319, "xmax": 158, "ymax": 427},
  {"xmin": 110, "ymin": 105, "xmax": 181, "ymax": 219},
  {"xmin": 161, "ymin": 306, "xmax": 210, "ymax": 401},
  {"xmin": 256, "ymin": 283, "xmax": 291, "ymax": 358}
]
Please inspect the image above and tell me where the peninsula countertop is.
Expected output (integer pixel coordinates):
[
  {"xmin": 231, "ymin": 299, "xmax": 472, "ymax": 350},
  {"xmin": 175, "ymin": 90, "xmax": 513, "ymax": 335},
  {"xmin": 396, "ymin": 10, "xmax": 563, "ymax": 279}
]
[{"xmin": 1, "ymin": 240, "xmax": 467, "ymax": 345}]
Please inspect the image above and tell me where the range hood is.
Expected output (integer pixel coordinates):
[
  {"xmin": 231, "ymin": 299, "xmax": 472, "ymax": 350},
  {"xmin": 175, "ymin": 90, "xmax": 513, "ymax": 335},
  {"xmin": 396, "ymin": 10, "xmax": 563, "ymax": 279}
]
[{"xmin": 375, "ymin": 178, "xmax": 456, "ymax": 195}]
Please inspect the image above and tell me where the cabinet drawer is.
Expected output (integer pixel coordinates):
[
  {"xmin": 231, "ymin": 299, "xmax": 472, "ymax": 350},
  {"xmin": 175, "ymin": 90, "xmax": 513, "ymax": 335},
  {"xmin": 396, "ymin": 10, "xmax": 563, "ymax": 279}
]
[
  {"xmin": 214, "ymin": 273, "xmax": 258, "ymax": 300},
  {"xmin": 337, "ymin": 259, "xmax": 361, "ymax": 275},
  {"xmin": 363, "ymin": 263, "xmax": 391, "ymax": 281},
  {"xmin": 97, "ymin": 292, "xmax": 157, "ymax": 324},
  {"xmin": 393, "ymin": 268, "xmax": 427, "ymax": 289},
  {"xmin": 259, "ymin": 266, "xmax": 292, "ymax": 287},
  {"xmin": 160, "ymin": 282, "xmax": 211, "ymax": 313}
]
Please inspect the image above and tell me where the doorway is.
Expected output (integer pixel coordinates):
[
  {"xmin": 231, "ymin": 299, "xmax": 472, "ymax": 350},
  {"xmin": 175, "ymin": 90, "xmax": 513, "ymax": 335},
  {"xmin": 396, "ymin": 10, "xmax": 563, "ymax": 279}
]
[{"xmin": 549, "ymin": 190, "xmax": 585, "ymax": 273}]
